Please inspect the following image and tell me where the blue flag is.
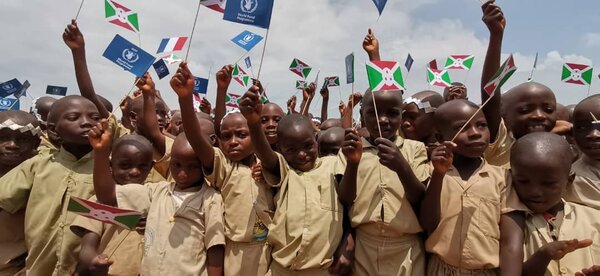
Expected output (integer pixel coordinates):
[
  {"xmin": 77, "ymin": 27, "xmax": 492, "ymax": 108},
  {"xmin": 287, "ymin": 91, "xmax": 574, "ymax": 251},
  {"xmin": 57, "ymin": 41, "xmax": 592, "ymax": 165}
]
[
  {"xmin": 223, "ymin": 0, "xmax": 274, "ymax": 29},
  {"xmin": 231, "ymin": 30, "xmax": 264, "ymax": 52},
  {"xmin": 405, "ymin": 54, "xmax": 414, "ymax": 72},
  {"xmin": 103, "ymin": 34, "xmax": 155, "ymax": 77},
  {"xmin": 245, "ymin": 56, "xmax": 252, "ymax": 68},
  {"xmin": 46, "ymin": 85, "xmax": 68, "ymax": 96},
  {"xmin": 345, "ymin": 53, "xmax": 354, "ymax": 84},
  {"xmin": 14, "ymin": 80, "xmax": 30, "ymax": 98},
  {"xmin": 0, "ymin": 79, "xmax": 22, "ymax": 98},
  {"xmin": 152, "ymin": 59, "xmax": 170, "ymax": 80},
  {"xmin": 372, "ymin": 0, "xmax": 388, "ymax": 15},
  {"xmin": 0, "ymin": 98, "xmax": 19, "ymax": 111},
  {"xmin": 194, "ymin": 77, "xmax": 209, "ymax": 95}
]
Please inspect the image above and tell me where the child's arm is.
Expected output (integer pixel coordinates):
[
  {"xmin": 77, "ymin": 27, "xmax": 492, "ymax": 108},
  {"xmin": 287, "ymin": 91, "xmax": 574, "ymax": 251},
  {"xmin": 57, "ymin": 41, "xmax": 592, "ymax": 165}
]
[
  {"xmin": 136, "ymin": 73, "xmax": 166, "ymax": 156},
  {"xmin": 480, "ymin": 1, "xmax": 506, "ymax": 141},
  {"xmin": 320, "ymin": 87, "xmax": 329, "ymax": 122},
  {"xmin": 341, "ymin": 93, "xmax": 363, "ymax": 129},
  {"xmin": 499, "ymin": 212, "xmax": 525, "ymax": 276},
  {"xmin": 200, "ymin": 97, "xmax": 212, "ymax": 115},
  {"xmin": 63, "ymin": 20, "xmax": 110, "ymax": 118},
  {"xmin": 239, "ymin": 86, "xmax": 280, "ymax": 176},
  {"xmin": 299, "ymin": 83, "xmax": 316, "ymax": 117},
  {"xmin": 523, "ymin": 239, "xmax": 592, "ymax": 276},
  {"xmin": 363, "ymin": 28, "xmax": 381, "ymax": 61},
  {"xmin": 576, "ymin": 266, "xmax": 600, "ymax": 276},
  {"xmin": 88, "ymin": 119, "xmax": 118, "ymax": 207},
  {"xmin": 170, "ymin": 62, "xmax": 216, "ymax": 172},
  {"xmin": 337, "ymin": 128, "xmax": 363, "ymax": 207},
  {"xmin": 213, "ymin": 65, "xmax": 233, "ymax": 136},
  {"xmin": 287, "ymin": 95, "xmax": 297, "ymax": 114},
  {"xmin": 206, "ymin": 245, "xmax": 224, "ymax": 276},
  {"xmin": 77, "ymin": 232, "xmax": 113, "ymax": 276},
  {"xmin": 328, "ymin": 207, "xmax": 355, "ymax": 275},
  {"xmin": 419, "ymin": 142, "xmax": 454, "ymax": 234}
]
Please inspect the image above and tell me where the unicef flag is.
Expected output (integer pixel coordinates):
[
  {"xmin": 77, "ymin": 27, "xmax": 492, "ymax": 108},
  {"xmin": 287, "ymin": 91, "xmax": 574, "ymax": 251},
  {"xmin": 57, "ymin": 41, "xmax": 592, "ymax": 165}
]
[
  {"xmin": 103, "ymin": 34, "xmax": 155, "ymax": 77},
  {"xmin": 0, "ymin": 98, "xmax": 19, "ymax": 111},
  {"xmin": 223, "ymin": 0, "xmax": 274, "ymax": 29},
  {"xmin": 231, "ymin": 30, "xmax": 264, "ymax": 52},
  {"xmin": 0, "ymin": 79, "xmax": 22, "ymax": 98}
]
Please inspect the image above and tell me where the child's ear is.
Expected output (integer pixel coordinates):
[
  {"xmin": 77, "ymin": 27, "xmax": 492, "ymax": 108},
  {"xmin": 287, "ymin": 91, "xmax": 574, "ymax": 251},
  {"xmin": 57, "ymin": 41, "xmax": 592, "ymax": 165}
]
[
  {"xmin": 567, "ymin": 172, "xmax": 576, "ymax": 185},
  {"xmin": 47, "ymin": 122, "xmax": 58, "ymax": 139},
  {"xmin": 209, "ymin": 134, "xmax": 217, "ymax": 147},
  {"xmin": 129, "ymin": 111, "xmax": 138, "ymax": 128}
]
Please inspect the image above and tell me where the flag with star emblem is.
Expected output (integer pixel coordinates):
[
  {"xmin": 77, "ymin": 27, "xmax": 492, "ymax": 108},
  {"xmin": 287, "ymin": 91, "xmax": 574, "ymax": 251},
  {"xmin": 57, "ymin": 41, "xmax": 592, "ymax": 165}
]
[
  {"xmin": 104, "ymin": 0, "xmax": 139, "ymax": 33},
  {"xmin": 296, "ymin": 80, "xmax": 307, "ymax": 89},
  {"xmin": 324, "ymin": 76, "xmax": 340, "ymax": 87},
  {"xmin": 162, "ymin": 54, "xmax": 182, "ymax": 65},
  {"xmin": 366, "ymin": 61, "xmax": 405, "ymax": 91},
  {"xmin": 561, "ymin": 63, "xmax": 593, "ymax": 86},
  {"xmin": 232, "ymin": 64, "xmax": 251, "ymax": 88},
  {"xmin": 225, "ymin": 93, "xmax": 241, "ymax": 108},
  {"xmin": 289, "ymin": 58, "xmax": 312, "ymax": 79},
  {"xmin": 426, "ymin": 68, "xmax": 452, "ymax": 88},
  {"xmin": 67, "ymin": 196, "xmax": 142, "ymax": 230},
  {"xmin": 484, "ymin": 54, "xmax": 517, "ymax": 95},
  {"xmin": 444, "ymin": 55, "xmax": 475, "ymax": 70}
]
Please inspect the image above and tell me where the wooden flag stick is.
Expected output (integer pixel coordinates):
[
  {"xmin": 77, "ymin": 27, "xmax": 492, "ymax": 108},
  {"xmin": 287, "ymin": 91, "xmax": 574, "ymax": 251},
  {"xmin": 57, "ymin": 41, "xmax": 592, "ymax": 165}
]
[
  {"xmin": 338, "ymin": 86, "xmax": 343, "ymax": 104},
  {"xmin": 450, "ymin": 93, "xmax": 495, "ymax": 142},
  {"xmin": 590, "ymin": 112, "xmax": 598, "ymax": 121},
  {"xmin": 185, "ymin": 0, "xmax": 202, "ymax": 62},
  {"xmin": 370, "ymin": 91, "xmax": 383, "ymax": 138},
  {"xmin": 301, "ymin": 94, "xmax": 312, "ymax": 115},
  {"xmin": 137, "ymin": 33, "xmax": 142, "ymax": 48},
  {"xmin": 114, "ymin": 78, "xmax": 142, "ymax": 114},
  {"xmin": 234, "ymin": 52, "xmax": 247, "ymax": 65},
  {"xmin": 587, "ymin": 84, "xmax": 592, "ymax": 97},
  {"xmin": 256, "ymin": 28, "xmax": 271, "ymax": 80},
  {"xmin": 107, "ymin": 231, "xmax": 133, "ymax": 260},
  {"xmin": 74, "ymin": 0, "xmax": 86, "ymax": 21}
]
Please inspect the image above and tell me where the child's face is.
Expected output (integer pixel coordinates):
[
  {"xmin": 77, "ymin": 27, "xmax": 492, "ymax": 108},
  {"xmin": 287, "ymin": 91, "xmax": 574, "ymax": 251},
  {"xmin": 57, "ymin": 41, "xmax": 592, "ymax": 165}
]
[
  {"xmin": 155, "ymin": 99, "xmax": 169, "ymax": 133},
  {"xmin": 219, "ymin": 114, "xmax": 254, "ymax": 162},
  {"xmin": 439, "ymin": 106, "xmax": 490, "ymax": 158},
  {"xmin": 361, "ymin": 91, "xmax": 403, "ymax": 140},
  {"xmin": 167, "ymin": 112, "xmax": 183, "ymax": 136},
  {"xmin": 52, "ymin": 98, "xmax": 101, "ymax": 145},
  {"xmin": 279, "ymin": 127, "xmax": 318, "ymax": 172},
  {"xmin": 401, "ymin": 103, "xmax": 433, "ymax": 142},
  {"xmin": 0, "ymin": 129, "xmax": 39, "ymax": 166},
  {"xmin": 318, "ymin": 128, "xmax": 344, "ymax": 157},
  {"xmin": 505, "ymin": 86, "xmax": 556, "ymax": 139},
  {"xmin": 170, "ymin": 140, "xmax": 203, "ymax": 189},
  {"xmin": 573, "ymin": 98, "xmax": 600, "ymax": 161},
  {"xmin": 111, "ymin": 144, "xmax": 153, "ymax": 184},
  {"xmin": 261, "ymin": 104, "xmax": 284, "ymax": 145}
]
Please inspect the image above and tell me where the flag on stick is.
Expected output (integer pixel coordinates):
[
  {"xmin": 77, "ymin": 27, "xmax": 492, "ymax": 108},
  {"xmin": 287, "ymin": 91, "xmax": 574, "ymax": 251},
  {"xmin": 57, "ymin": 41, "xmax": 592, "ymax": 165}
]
[
  {"xmin": 232, "ymin": 64, "xmax": 251, "ymax": 88},
  {"xmin": 156, "ymin": 37, "xmax": 188, "ymax": 54},
  {"xmin": 152, "ymin": 59, "xmax": 170, "ymax": 79},
  {"xmin": 528, "ymin": 52, "xmax": 538, "ymax": 81},
  {"xmin": 324, "ymin": 76, "xmax": 340, "ymax": 87},
  {"xmin": 428, "ymin": 59, "xmax": 438, "ymax": 70},
  {"xmin": 366, "ymin": 61, "xmax": 405, "ymax": 91},
  {"xmin": 104, "ymin": 0, "xmax": 139, "ymax": 33},
  {"xmin": 0, "ymin": 79, "xmax": 22, "ymax": 98},
  {"xmin": 231, "ymin": 30, "xmax": 264, "ymax": 52},
  {"xmin": 225, "ymin": 93, "xmax": 241, "ymax": 108},
  {"xmin": 289, "ymin": 58, "xmax": 312, "ymax": 79},
  {"xmin": 162, "ymin": 54, "xmax": 182, "ymax": 65},
  {"xmin": 296, "ymin": 80, "xmax": 307, "ymax": 89},
  {"xmin": 223, "ymin": 0, "xmax": 274, "ymax": 29},
  {"xmin": 102, "ymin": 34, "xmax": 155, "ymax": 77},
  {"xmin": 0, "ymin": 98, "xmax": 19, "ymax": 111},
  {"xmin": 14, "ymin": 80, "xmax": 30, "ymax": 99},
  {"xmin": 444, "ymin": 55, "xmax": 475, "ymax": 70},
  {"xmin": 561, "ymin": 63, "xmax": 593, "ymax": 86},
  {"xmin": 427, "ymin": 68, "xmax": 452, "ymax": 88},
  {"xmin": 405, "ymin": 54, "xmax": 414, "ymax": 72},
  {"xmin": 345, "ymin": 53, "xmax": 355, "ymax": 84},
  {"xmin": 46, "ymin": 85, "xmax": 68, "ymax": 96},
  {"xmin": 194, "ymin": 77, "xmax": 209, "ymax": 94},
  {"xmin": 483, "ymin": 54, "xmax": 517, "ymax": 96},
  {"xmin": 200, "ymin": 0, "xmax": 225, "ymax": 13},
  {"xmin": 372, "ymin": 0, "xmax": 388, "ymax": 15},
  {"xmin": 67, "ymin": 196, "xmax": 142, "ymax": 230},
  {"xmin": 244, "ymin": 56, "xmax": 252, "ymax": 68}
]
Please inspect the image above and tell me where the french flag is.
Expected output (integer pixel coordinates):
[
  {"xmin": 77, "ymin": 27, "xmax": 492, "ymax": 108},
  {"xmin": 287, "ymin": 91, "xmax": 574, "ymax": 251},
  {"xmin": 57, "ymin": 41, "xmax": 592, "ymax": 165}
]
[{"xmin": 156, "ymin": 37, "xmax": 188, "ymax": 54}]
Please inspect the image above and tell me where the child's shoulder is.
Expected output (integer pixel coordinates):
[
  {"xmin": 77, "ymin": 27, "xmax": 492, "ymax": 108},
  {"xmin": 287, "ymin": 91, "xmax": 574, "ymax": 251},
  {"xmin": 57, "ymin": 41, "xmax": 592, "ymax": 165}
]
[{"xmin": 571, "ymin": 155, "xmax": 600, "ymax": 177}]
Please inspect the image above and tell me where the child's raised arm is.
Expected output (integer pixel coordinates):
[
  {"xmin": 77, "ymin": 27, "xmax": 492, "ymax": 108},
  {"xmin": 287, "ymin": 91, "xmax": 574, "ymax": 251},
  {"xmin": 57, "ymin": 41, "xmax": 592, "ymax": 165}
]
[
  {"xmin": 362, "ymin": 28, "xmax": 381, "ymax": 61},
  {"xmin": 480, "ymin": 1, "xmax": 506, "ymax": 141},
  {"xmin": 337, "ymin": 128, "xmax": 363, "ymax": 207},
  {"xmin": 63, "ymin": 20, "xmax": 110, "ymax": 118},
  {"xmin": 320, "ymin": 87, "xmax": 329, "ymax": 122},
  {"xmin": 239, "ymin": 86, "xmax": 279, "ymax": 175},
  {"xmin": 213, "ymin": 65, "xmax": 233, "ymax": 136},
  {"xmin": 136, "ymin": 73, "xmax": 166, "ymax": 156},
  {"xmin": 341, "ymin": 93, "xmax": 363, "ymax": 129},
  {"xmin": 287, "ymin": 95, "xmax": 297, "ymax": 114},
  {"xmin": 88, "ymin": 119, "xmax": 117, "ymax": 206},
  {"xmin": 170, "ymin": 62, "xmax": 216, "ymax": 171},
  {"xmin": 299, "ymin": 83, "xmax": 316, "ymax": 117}
]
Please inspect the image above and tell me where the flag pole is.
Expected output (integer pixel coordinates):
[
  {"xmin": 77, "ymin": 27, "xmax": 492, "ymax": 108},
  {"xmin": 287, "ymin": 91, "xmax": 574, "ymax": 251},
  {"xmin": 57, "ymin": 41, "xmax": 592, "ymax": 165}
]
[
  {"xmin": 234, "ymin": 52, "xmax": 247, "ymax": 65},
  {"xmin": 185, "ymin": 0, "xmax": 202, "ymax": 62},
  {"xmin": 7, "ymin": 99, "xmax": 19, "ymax": 111},
  {"xmin": 528, "ymin": 52, "xmax": 538, "ymax": 82},
  {"xmin": 113, "ymin": 78, "xmax": 142, "ymax": 114},
  {"xmin": 450, "ymin": 92, "xmax": 495, "ymax": 142},
  {"xmin": 370, "ymin": 91, "xmax": 383, "ymax": 138},
  {"xmin": 107, "ymin": 231, "xmax": 133, "ymax": 260},
  {"xmin": 256, "ymin": 28, "xmax": 270, "ymax": 80},
  {"xmin": 587, "ymin": 84, "xmax": 592, "ymax": 97},
  {"xmin": 74, "ymin": 0, "xmax": 86, "ymax": 21},
  {"xmin": 137, "ymin": 33, "xmax": 142, "ymax": 48},
  {"xmin": 590, "ymin": 112, "xmax": 598, "ymax": 121}
]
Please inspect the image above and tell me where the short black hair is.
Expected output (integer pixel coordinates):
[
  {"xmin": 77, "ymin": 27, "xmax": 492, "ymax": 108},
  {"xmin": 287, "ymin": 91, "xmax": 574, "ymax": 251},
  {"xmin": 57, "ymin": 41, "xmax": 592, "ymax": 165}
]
[
  {"xmin": 112, "ymin": 134, "xmax": 153, "ymax": 156},
  {"xmin": 277, "ymin": 113, "xmax": 314, "ymax": 137},
  {"xmin": 510, "ymin": 132, "xmax": 572, "ymax": 174}
]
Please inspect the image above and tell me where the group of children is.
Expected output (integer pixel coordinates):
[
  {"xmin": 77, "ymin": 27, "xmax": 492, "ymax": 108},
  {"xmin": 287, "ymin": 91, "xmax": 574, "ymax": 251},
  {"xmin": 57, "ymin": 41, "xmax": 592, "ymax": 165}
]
[{"xmin": 0, "ymin": 1, "xmax": 599, "ymax": 276}]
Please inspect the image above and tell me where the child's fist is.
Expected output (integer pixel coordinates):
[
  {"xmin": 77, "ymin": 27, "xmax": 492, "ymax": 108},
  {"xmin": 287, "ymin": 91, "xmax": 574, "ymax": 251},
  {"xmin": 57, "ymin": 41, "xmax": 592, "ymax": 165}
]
[
  {"xmin": 216, "ymin": 65, "xmax": 233, "ymax": 89},
  {"xmin": 541, "ymin": 239, "xmax": 592, "ymax": 261},
  {"xmin": 362, "ymin": 28, "xmax": 379, "ymax": 56},
  {"xmin": 342, "ymin": 128, "xmax": 363, "ymax": 165},
  {"xmin": 239, "ymin": 86, "xmax": 263, "ymax": 125},
  {"xmin": 88, "ymin": 254, "xmax": 113, "ymax": 276},
  {"xmin": 63, "ymin": 19, "xmax": 85, "ymax": 51},
  {"xmin": 170, "ymin": 62, "xmax": 195, "ymax": 98},
  {"xmin": 287, "ymin": 95, "xmax": 297, "ymax": 112},
  {"xmin": 136, "ymin": 73, "xmax": 155, "ymax": 94},
  {"xmin": 320, "ymin": 87, "xmax": 329, "ymax": 99},
  {"xmin": 88, "ymin": 119, "xmax": 112, "ymax": 151},
  {"xmin": 303, "ymin": 82, "xmax": 316, "ymax": 100},
  {"xmin": 200, "ymin": 97, "xmax": 212, "ymax": 114},
  {"xmin": 576, "ymin": 265, "xmax": 600, "ymax": 276},
  {"xmin": 482, "ymin": 0, "xmax": 506, "ymax": 35},
  {"xmin": 431, "ymin": 141, "xmax": 456, "ymax": 174}
]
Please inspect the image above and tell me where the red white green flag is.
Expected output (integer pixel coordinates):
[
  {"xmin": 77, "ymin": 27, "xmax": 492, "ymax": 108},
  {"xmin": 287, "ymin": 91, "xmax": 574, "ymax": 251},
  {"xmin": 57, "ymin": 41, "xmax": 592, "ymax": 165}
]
[
  {"xmin": 484, "ymin": 54, "xmax": 517, "ymax": 96},
  {"xmin": 232, "ymin": 64, "xmax": 250, "ymax": 88},
  {"xmin": 162, "ymin": 54, "xmax": 182, "ymax": 65},
  {"xmin": 225, "ymin": 93, "xmax": 241, "ymax": 108},
  {"xmin": 200, "ymin": 0, "xmax": 225, "ymax": 13},
  {"xmin": 561, "ymin": 63, "xmax": 593, "ymax": 85},
  {"xmin": 445, "ymin": 55, "xmax": 475, "ymax": 70},
  {"xmin": 427, "ymin": 68, "xmax": 452, "ymax": 88},
  {"xmin": 289, "ymin": 58, "xmax": 312, "ymax": 79},
  {"xmin": 296, "ymin": 80, "xmax": 307, "ymax": 89},
  {"xmin": 104, "ymin": 0, "xmax": 139, "ymax": 33},
  {"xmin": 366, "ymin": 61, "xmax": 405, "ymax": 91},
  {"xmin": 324, "ymin": 76, "xmax": 340, "ymax": 87},
  {"xmin": 67, "ymin": 196, "xmax": 142, "ymax": 230}
]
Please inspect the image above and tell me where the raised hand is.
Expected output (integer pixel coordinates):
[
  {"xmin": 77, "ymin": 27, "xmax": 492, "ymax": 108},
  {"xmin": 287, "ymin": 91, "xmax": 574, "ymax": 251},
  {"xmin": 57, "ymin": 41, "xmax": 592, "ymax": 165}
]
[
  {"xmin": 362, "ymin": 28, "xmax": 380, "ymax": 61},
  {"xmin": 250, "ymin": 161, "xmax": 267, "ymax": 186},
  {"xmin": 170, "ymin": 62, "xmax": 196, "ymax": 98},
  {"xmin": 63, "ymin": 19, "xmax": 85, "ymax": 51},
  {"xmin": 216, "ymin": 65, "xmax": 233, "ymax": 89},
  {"xmin": 303, "ymin": 82, "xmax": 316, "ymax": 101},
  {"xmin": 287, "ymin": 95, "xmax": 297, "ymax": 112},
  {"xmin": 339, "ymin": 101, "xmax": 347, "ymax": 117},
  {"xmin": 431, "ymin": 141, "xmax": 456, "ymax": 174},
  {"xmin": 348, "ymin": 92, "xmax": 363, "ymax": 107},
  {"xmin": 200, "ymin": 97, "xmax": 212, "ymax": 114},
  {"xmin": 88, "ymin": 119, "xmax": 112, "ymax": 152},
  {"xmin": 136, "ymin": 73, "xmax": 155, "ymax": 95},
  {"xmin": 342, "ymin": 128, "xmax": 363, "ymax": 165},
  {"xmin": 541, "ymin": 239, "xmax": 592, "ymax": 261},
  {"xmin": 375, "ymin": 137, "xmax": 407, "ymax": 172},
  {"xmin": 320, "ymin": 86, "xmax": 329, "ymax": 100},
  {"xmin": 239, "ymin": 85, "xmax": 263, "ymax": 125},
  {"xmin": 482, "ymin": 0, "xmax": 506, "ymax": 35},
  {"xmin": 576, "ymin": 266, "xmax": 600, "ymax": 276}
]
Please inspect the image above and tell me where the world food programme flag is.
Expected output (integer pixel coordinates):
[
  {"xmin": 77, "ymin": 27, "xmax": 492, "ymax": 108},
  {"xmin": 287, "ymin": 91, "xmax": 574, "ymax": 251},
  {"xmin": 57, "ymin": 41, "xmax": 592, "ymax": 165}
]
[
  {"xmin": 223, "ymin": 0, "xmax": 274, "ymax": 29},
  {"xmin": 0, "ymin": 98, "xmax": 19, "ymax": 111},
  {"xmin": 231, "ymin": 30, "xmax": 264, "ymax": 52},
  {"xmin": 46, "ymin": 85, "xmax": 68, "ymax": 96},
  {"xmin": 152, "ymin": 59, "xmax": 170, "ymax": 80},
  {"xmin": 103, "ymin": 34, "xmax": 155, "ymax": 77},
  {"xmin": 0, "ymin": 79, "xmax": 22, "ymax": 98},
  {"xmin": 194, "ymin": 77, "xmax": 209, "ymax": 95}
]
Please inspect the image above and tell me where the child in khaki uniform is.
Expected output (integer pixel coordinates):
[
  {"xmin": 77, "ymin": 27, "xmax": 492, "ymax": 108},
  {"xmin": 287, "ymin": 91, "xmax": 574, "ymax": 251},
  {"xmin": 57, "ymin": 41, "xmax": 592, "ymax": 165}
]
[
  {"xmin": 337, "ymin": 89, "xmax": 430, "ymax": 276},
  {"xmin": 421, "ymin": 100, "xmax": 507, "ymax": 275},
  {"xmin": 0, "ymin": 111, "xmax": 41, "ymax": 276},
  {"xmin": 172, "ymin": 63, "xmax": 274, "ymax": 276},
  {"xmin": 239, "ymin": 88, "xmax": 359, "ymax": 275}
]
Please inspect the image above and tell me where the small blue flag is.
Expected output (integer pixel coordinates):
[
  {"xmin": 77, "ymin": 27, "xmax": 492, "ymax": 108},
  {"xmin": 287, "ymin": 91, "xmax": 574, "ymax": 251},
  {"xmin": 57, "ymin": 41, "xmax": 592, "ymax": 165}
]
[
  {"xmin": 223, "ymin": 0, "xmax": 274, "ymax": 29},
  {"xmin": 102, "ymin": 34, "xmax": 155, "ymax": 77},
  {"xmin": 345, "ymin": 53, "xmax": 354, "ymax": 84},
  {"xmin": 152, "ymin": 59, "xmax": 170, "ymax": 80},
  {"xmin": 372, "ymin": 0, "xmax": 388, "ymax": 15},
  {"xmin": 231, "ymin": 30, "xmax": 264, "ymax": 52},
  {"xmin": 405, "ymin": 54, "xmax": 414, "ymax": 72},
  {"xmin": 194, "ymin": 77, "xmax": 209, "ymax": 95},
  {"xmin": 14, "ymin": 80, "xmax": 30, "ymax": 98},
  {"xmin": 46, "ymin": 85, "xmax": 68, "ymax": 96},
  {"xmin": 245, "ymin": 56, "xmax": 252, "ymax": 68},
  {"xmin": 0, "ymin": 98, "xmax": 19, "ymax": 111},
  {"xmin": 0, "ymin": 79, "xmax": 22, "ymax": 98}
]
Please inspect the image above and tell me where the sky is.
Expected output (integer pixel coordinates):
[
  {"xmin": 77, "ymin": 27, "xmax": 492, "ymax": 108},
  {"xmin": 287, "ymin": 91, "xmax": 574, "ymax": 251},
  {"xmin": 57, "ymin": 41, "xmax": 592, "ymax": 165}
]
[{"xmin": 2, "ymin": 0, "xmax": 600, "ymax": 118}]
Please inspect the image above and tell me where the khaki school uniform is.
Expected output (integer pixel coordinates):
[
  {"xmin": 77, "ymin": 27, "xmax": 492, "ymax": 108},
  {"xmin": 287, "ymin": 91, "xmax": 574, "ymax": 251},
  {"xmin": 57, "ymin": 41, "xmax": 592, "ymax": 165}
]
[
  {"xmin": 70, "ymin": 184, "xmax": 151, "ymax": 276},
  {"xmin": 37, "ymin": 131, "xmax": 59, "ymax": 154},
  {"xmin": 523, "ymin": 201, "xmax": 600, "ymax": 276},
  {"xmin": 425, "ymin": 160, "xmax": 507, "ymax": 275},
  {"xmin": 0, "ymin": 209, "xmax": 26, "ymax": 276},
  {"xmin": 265, "ymin": 154, "xmax": 343, "ymax": 275},
  {"xmin": 336, "ymin": 136, "xmax": 429, "ymax": 276},
  {"xmin": 146, "ymin": 135, "xmax": 174, "ymax": 183},
  {"xmin": 0, "ymin": 148, "xmax": 95, "ymax": 276},
  {"xmin": 563, "ymin": 155, "xmax": 600, "ymax": 210},
  {"xmin": 205, "ymin": 148, "xmax": 274, "ymax": 276},
  {"xmin": 484, "ymin": 119, "xmax": 514, "ymax": 169}
]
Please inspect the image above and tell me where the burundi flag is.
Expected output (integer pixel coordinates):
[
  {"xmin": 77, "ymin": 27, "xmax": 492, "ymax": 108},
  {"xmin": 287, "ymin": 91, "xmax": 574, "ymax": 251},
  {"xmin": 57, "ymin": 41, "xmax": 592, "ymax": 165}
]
[
  {"xmin": 200, "ymin": 0, "xmax": 226, "ymax": 13},
  {"xmin": 296, "ymin": 80, "xmax": 307, "ymax": 89},
  {"xmin": 289, "ymin": 58, "xmax": 312, "ymax": 79},
  {"xmin": 225, "ymin": 93, "xmax": 241, "ymax": 108},
  {"xmin": 427, "ymin": 68, "xmax": 452, "ymax": 88},
  {"xmin": 162, "ymin": 54, "xmax": 182, "ymax": 65},
  {"xmin": 324, "ymin": 76, "xmax": 340, "ymax": 87},
  {"xmin": 445, "ymin": 55, "xmax": 475, "ymax": 70},
  {"xmin": 232, "ymin": 64, "xmax": 250, "ymax": 88},
  {"xmin": 105, "ymin": 0, "xmax": 139, "ymax": 33},
  {"xmin": 562, "ymin": 63, "xmax": 593, "ymax": 86},
  {"xmin": 484, "ymin": 54, "xmax": 517, "ymax": 96},
  {"xmin": 366, "ymin": 61, "xmax": 405, "ymax": 91},
  {"xmin": 67, "ymin": 196, "xmax": 142, "ymax": 230}
]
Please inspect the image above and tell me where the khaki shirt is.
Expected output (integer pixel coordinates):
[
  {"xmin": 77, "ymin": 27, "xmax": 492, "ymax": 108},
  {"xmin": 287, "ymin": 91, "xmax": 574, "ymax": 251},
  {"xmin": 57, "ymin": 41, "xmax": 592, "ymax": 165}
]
[
  {"xmin": 267, "ymin": 154, "xmax": 343, "ymax": 270},
  {"xmin": 205, "ymin": 148, "xmax": 274, "ymax": 242},
  {"xmin": 37, "ymin": 132, "xmax": 58, "ymax": 154},
  {"xmin": 70, "ymin": 184, "xmax": 150, "ymax": 276},
  {"xmin": 0, "ymin": 148, "xmax": 95, "ymax": 276},
  {"xmin": 336, "ymin": 136, "xmax": 429, "ymax": 237},
  {"xmin": 425, "ymin": 160, "xmax": 507, "ymax": 270},
  {"xmin": 523, "ymin": 201, "xmax": 600, "ymax": 276},
  {"xmin": 0, "ymin": 209, "xmax": 26, "ymax": 273},
  {"xmin": 484, "ymin": 119, "xmax": 514, "ymax": 169},
  {"xmin": 138, "ymin": 181, "xmax": 225, "ymax": 276},
  {"xmin": 146, "ymin": 135, "xmax": 174, "ymax": 183},
  {"xmin": 563, "ymin": 155, "xmax": 600, "ymax": 210}
]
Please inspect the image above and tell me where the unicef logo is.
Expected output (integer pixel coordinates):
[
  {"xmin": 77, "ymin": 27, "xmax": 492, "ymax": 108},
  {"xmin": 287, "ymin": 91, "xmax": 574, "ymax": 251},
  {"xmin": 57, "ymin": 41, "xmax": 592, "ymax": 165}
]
[
  {"xmin": 122, "ymin": 48, "xmax": 139, "ymax": 63},
  {"xmin": 243, "ymin": 34, "xmax": 255, "ymax": 42},
  {"xmin": 1, "ymin": 83, "xmax": 13, "ymax": 91},
  {"xmin": 240, "ymin": 0, "xmax": 258, "ymax": 13}
]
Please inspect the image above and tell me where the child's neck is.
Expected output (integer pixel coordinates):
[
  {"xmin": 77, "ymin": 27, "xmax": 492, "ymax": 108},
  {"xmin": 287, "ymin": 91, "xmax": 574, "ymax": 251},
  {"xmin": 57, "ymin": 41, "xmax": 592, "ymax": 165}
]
[
  {"xmin": 239, "ymin": 154, "xmax": 256, "ymax": 167},
  {"xmin": 62, "ymin": 144, "xmax": 93, "ymax": 160},
  {"xmin": 544, "ymin": 201, "xmax": 565, "ymax": 216},
  {"xmin": 175, "ymin": 179, "xmax": 203, "ymax": 191},
  {"xmin": 452, "ymin": 154, "xmax": 482, "ymax": 181}
]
